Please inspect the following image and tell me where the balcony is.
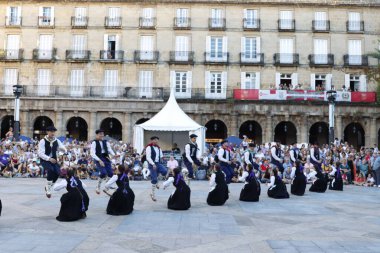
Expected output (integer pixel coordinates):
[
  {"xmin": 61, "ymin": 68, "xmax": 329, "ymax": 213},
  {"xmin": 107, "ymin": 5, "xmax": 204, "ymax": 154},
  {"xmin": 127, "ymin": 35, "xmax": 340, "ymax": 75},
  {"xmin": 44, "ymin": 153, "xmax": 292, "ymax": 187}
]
[
  {"xmin": 5, "ymin": 16, "xmax": 22, "ymax": 27},
  {"xmin": 38, "ymin": 16, "xmax": 54, "ymax": 28},
  {"xmin": 173, "ymin": 17, "xmax": 191, "ymax": 29},
  {"xmin": 139, "ymin": 17, "xmax": 156, "ymax": 29},
  {"xmin": 32, "ymin": 49, "xmax": 57, "ymax": 62},
  {"xmin": 346, "ymin": 21, "xmax": 364, "ymax": 33},
  {"xmin": 169, "ymin": 51, "xmax": 194, "ymax": 65},
  {"xmin": 278, "ymin": 19, "xmax": 295, "ymax": 32},
  {"xmin": 105, "ymin": 17, "xmax": 122, "ymax": 28},
  {"xmin": 240, "ymin": 53, "xmax": 264, "ymax": 66},
  {"xmin": 204, "ymin": 52, "xmax": 229, "ymax": 64},
  {"xmin": 66, "ymin": 50, "xmax": 91, "ymax": 62},
  {"xmin": 0, "ymin": 49, "xmax": 24, "ymax": 62},
  {"xmin": 273, "ymin": 53, "xmax": 299, "ymax": 66},
  {"xmin": 208, "ymin": 18, "xmax": 226, "ymax": 30},
  {"xmin": 343, "ymin": 55, "xmax": 368, "ymax": 67},
  {"xmin": 71, "ymin": 16, "xmax": 88, "ymax": 28},
  {"xmin": 99, "ymin": 50, "xmax": 124, "ymax": 62},
  {"xmin": 308, "ymin": 54, "xmax": 334, "ymax": 67},
  {"xmin": 134, "ymin": 51, "xmax": 159, "ymax": 63},
  {"xmin": 243, "ymin": 18, "xmax": 260, "ymax": 31},
  {"xmin": 312, "ymin": 20, "xmax": 330, "ymax": 32}
]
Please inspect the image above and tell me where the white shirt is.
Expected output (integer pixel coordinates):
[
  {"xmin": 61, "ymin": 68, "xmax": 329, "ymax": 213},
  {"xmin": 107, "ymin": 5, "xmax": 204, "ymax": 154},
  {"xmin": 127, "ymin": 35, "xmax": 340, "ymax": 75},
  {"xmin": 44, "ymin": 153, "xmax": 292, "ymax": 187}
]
[
  {"xmin": 90, "ymin": 140, "xmax": 115, "ymax": 162},
  {"xmin": 271, "ymin": 147, "xmax": 282, "ymax": 162},
  {"xmin": 104, "ymin": 175, "xmax": 118, "ymax": 190},
  {"xmin": 167, "ymin": 159, "xmax": 178, "ymax": 170},
  {"xmin": 268, "ymin": 176, "xmax": 276, "ymax": 188},
  {"xmin": 145, "ymin": 145, "xmax": 163, "ymax": 166},
  {"xmin": 38, "ymin": 137, "xmax": 67, "ymax": 161},
  {"xmin": 238, "ymin": 171, "xmax": 249, "ymax": 183},
  {"xmin": 53, "ymin": 178, "xmax": 87, "ymax": 191},
  {"xmin": 209, "ymin": 173, "xmax": 216, "ymax": 191},
  {"xmin": 310, "ymin": 148, "xmax": 320, "ymax": 162},
  {"xmin": 217, "ymin": 148, "xmax": 230, "ymax": 163},
  {"xmin": 185, "ymin": 142, "xmax": 200, "ymax": 164}
]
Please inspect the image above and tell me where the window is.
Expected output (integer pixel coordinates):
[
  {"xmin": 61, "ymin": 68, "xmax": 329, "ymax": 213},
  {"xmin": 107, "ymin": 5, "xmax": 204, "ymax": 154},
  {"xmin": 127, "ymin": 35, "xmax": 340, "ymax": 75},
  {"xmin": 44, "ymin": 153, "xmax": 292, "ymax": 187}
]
[
  {"xmin": 139, "ymin": 70, "xmax": 153, "ymax": 98},
  {"xmin": 176, "ymin": 8, "xmax": 189, "ymax": 27},
  {"xmin": 70, "ymin": 69, "xmax": 84, "ymax": 97},
  {"xmin": 211, "ymin": 8, "xmax": 223, "ymax": 27},
  {"xmin": 279, "ymin": 10, "xmax": 293, "ymax": 29},
  {"xmin": 39, "ymin": 7, "xmax": 54, "ymax": 26},
  {"xmin": 276, "ymin": 73, "xmax": 298, "ymax": 90},
  {"xmin": 37, "ymin": 69, "xmax": 51, "ymax": 96},
  {"xmin": 314, "ymin": 11, "xmax": 327, "ymax": 30},
  {"xmin": 244, "ymin": 9, "xmax": 258, "ymax": 28},
  {"xmin": 348, "ymin": 40, "xmax": 362, "ymax": 65},
  {"xmin": 6, "ymin": 35, "xmax": 20, "ymax": 59},
  {"xmin": 108, "ymin": 7, "xmax": 121, "ymax": 26},
  {"xmin": 241, "ymin": 37, "xmax": 260, "ymax": 61},
  {"xmin": 313, "ymin": 39, "xmax": 328, "ymax": 64},
  {"xmin": 6, "ymin": 6, "xmax": 21, "ymax": 26},
  {"xmin": 206, "ymin": 36, "xmax": 227, "ymax": 61},
  {"xmin": 142, "ymin": 8, "xmax": 154, "ymax": 27},
  {"xmin": 279, "ymin": 38, "xmax": 294, "ymax": 63},
  {"xmin": 348, "ymin": 12, "xmax": 361, "ymax": 31},
  {"xmin": 310, "ymin": 74, "xmax": 332, "ymax": 91},
  {"xmin": 72, "ymin": 34, "xmax": 87, "ymax": 58},
  {"xmin": 241, "ymin": 72, "xmax": 260, "ymax": 89},
  {"xmin": 140, "ymin": 35, "xmax": 154, "ymax": 60},
  {"xmin": 170, "ymin": 71, "xmax": 192, "ymax": 98},
  {"xmin": 345, "ymin": 74, "xmax": 366, "ymax": 92},
  {"xmin": 205, "ymin": 71, "xmax": 227, "ymax": 99},
  {"xmin": 74, "ymin": 7, "xmax": 87, "ymax": 26},
  {"xmin": 4, "ymin": 69, "xmax": 18, "ymax": 96},
  {"xmin": 38, "ymin": 34, "xmax": 53, "ymax": 59},
  {"xmin": 175, "ymin": 36, "xmax": 189, "ymax": 60},
  {"xmin": 103, "ymin": 34, "xmax": 120, "ymax": 59},
  {"xmin": 104, "ymin": 70, "xmax": 118, "ymax": 97}
]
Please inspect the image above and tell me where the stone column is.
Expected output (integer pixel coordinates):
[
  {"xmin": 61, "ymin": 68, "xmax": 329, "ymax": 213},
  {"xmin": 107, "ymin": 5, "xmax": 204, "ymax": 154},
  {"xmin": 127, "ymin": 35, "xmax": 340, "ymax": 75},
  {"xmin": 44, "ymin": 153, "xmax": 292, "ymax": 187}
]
[
  {"xmin": 371, "ymin": 118, "xmax": 377, "ymax": 147},
  {"xmin": 89, "ymin": 111, "xmax": 97, "ymax": 140},
  {"xmin": 265, "ymin": 115, "xmax": 273, "ymax": 143},
  {"xmin": 301, "ymin": 116, "xmax": 308, "ymax": 143},
  {"xmin": 20, "ymin": 110, "xmax": 31, "ymax": 137},
  {"xmin": 230, "ymin": 113, "xmax": 238, "ymax": 136},
  {"xmin": 336, "ymin": 115, "xmax": 342, "ymax": 141},
  {"xmin": 123, "ymin": 112, "xmax": 132, "ymax": 143},
  {"xmin": 55, "ymin": 111, "xmax": 63, "ymax": 137}
]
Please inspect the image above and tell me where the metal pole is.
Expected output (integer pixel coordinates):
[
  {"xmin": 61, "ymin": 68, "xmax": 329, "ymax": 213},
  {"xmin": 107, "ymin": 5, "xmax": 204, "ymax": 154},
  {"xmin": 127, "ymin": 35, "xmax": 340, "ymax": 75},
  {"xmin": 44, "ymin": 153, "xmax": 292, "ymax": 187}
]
[
  {"xmin": 328, "ymin": 101, "xmax": 335, "ymax": 145},
  {"xmin": 14, "ymin": 96, "xmax": 20, "ymax": 141}
]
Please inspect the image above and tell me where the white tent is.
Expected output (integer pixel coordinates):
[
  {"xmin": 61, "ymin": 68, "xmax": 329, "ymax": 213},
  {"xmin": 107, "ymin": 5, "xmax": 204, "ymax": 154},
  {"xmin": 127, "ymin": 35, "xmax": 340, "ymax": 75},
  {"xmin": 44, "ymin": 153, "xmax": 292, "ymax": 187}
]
[{"xmin": 133, "ymin": 91, "xmax": 206, "ymax": 154}]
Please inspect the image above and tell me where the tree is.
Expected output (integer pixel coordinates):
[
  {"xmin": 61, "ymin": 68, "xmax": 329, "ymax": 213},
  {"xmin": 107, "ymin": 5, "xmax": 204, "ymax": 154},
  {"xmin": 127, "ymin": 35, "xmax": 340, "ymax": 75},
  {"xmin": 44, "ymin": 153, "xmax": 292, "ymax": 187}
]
[{"xmin": 366, "ymin": 42, "xmax": 380, "ymax": 103}]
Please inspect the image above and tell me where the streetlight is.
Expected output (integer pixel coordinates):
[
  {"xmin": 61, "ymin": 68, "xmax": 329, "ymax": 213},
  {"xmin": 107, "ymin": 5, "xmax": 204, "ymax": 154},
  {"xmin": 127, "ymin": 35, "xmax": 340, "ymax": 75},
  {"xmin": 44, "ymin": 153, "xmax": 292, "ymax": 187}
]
[
  {"xmin": 12, "ymin": 84, "xmax": 23, "ymax": 142},
  {"xmin": 326, "ymin": 90, "xmax": 337, "ymax": 145}
]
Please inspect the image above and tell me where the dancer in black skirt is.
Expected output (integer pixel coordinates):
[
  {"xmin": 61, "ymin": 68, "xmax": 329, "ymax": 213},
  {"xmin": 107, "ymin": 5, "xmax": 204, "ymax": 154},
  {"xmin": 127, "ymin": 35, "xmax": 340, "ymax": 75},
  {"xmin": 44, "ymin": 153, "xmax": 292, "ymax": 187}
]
[
  {"xmin": 207, "ymin": 164, "xmax": 229, "ymax": 206},
  {"xmin": 309, "ymin": 165, "xmax": 328, "ymax": 193},
  {"xmin": 105, "ymin": 165, "xmax": 135, "ymax": 215},
  {"xmin": 267, "ymin": 168, "xmax": 289, "ymax": 199},
  {"xmin": 290, "ymin": 161, "xmax": 307, "ymax": 196},
  {"xmin": 239, "ymin": 164, "xmax": 261, "ymax": 202},
  {"xmin": 54, "ymin": 169, "xmax": 89, "ymax": 222},
  {"xmin": 163, "ymin": 168, "xmax": 191, "ymax": 210},
  {"xmin": 329, "ymin": 162, "xmax": 343, "ymax": 191},
  {"xmin": 0, "ymin": 198, "xmax": 2, "ymax": 216}
]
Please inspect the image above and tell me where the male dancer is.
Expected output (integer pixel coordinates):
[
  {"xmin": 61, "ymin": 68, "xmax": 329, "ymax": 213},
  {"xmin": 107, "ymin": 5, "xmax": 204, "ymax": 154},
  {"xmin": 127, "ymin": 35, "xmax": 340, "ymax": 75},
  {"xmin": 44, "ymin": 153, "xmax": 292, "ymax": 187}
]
[
  {"xmin": 244, "ymin": 143, "xmax": 260, "ymax": 171},
  {"xmin": 310, "ymin": 143, "xmax": 322, "ymax": 172},
  {"xmin": 38, "ymin": 126, "xmax": 67, "ymax": 198},
  {"xmin": 271, "ymin": 142, "xmax": 284, "ymax": 173},
  {"xmin": 183, "ymin": 134, "xmax": 201, "ymax": 179},
  {"xmin": 289, "ymin": 143, "xmax": 300, "ymax": 164},
  {"xmin": 218, "ymin": 140, "xmax": 234, "ymax": 184},
  {"xmin": 145, "ymin": 136, "xmax": 167, "ymax": 201},
  {"xmin": 90, "ymin": 129, "xmax": 118, "ymax": 194}
]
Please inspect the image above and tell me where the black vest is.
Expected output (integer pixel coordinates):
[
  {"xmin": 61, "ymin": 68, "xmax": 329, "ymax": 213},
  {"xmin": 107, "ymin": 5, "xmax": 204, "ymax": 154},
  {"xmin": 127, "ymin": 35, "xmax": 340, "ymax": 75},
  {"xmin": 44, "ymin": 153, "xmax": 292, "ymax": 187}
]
[
  {"xmin": 183, "ymin": 142, "xmax": 198, "ymax": 162},
  {"xmin": 271, "ymin": 146, "xmax": 281, "ymax": 163},
  {"xmin": 313, "ymin": 148, "xmax": 320, "ymax": 161},
  {"xmin": 95, "ymin": 140, "xmax": 109, "ymax": 158},
  {"xmin": 44, "ymin": 138, "xmax": 58, "ymax": 159},
  {"xmin": 150, "ymin": 146, "xmax": 161, "ymax": 163},
  {"xmin": 290, "ymin": 148, "xmax": 299, "ymax": 162}
]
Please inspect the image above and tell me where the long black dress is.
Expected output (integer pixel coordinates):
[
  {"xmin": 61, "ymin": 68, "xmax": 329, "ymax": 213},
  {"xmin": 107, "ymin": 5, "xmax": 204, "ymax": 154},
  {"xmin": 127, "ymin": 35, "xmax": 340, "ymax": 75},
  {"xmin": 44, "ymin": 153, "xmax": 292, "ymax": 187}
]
[
  {"xmin": 0, "ymin": 199, "xmax": 2, "ymax": 216},
  {"xmin": 167, "ymin": 174, "xmax": 191, "ymax": 210},
  {"xmin": 309, "ymin": 170, "xmax": 328, "ymax": 193},
  {"xmin": 56, "ymin": 177, "xmax": 89, "ymax": 222},
  {"xmin": 329, "ymin": 168, "xmax": 343, "ymax": 191},
  {"xmin": 207, "ymin": 171, "xmax": 229, "ymax": 206},
  {"xmin": 268, "ymin": 176, "xmax": 289, "ymax": 199},
  {"xmin": 239, "ymin": 171, "xmax": 261, "ymax": 202},
  {"xmin": 291, "ymin": 166, "xmax": 307, "ymax": 196},
  {"xmin": 107, "ymin": 173, "xmax": 135, "ymax": 215}
]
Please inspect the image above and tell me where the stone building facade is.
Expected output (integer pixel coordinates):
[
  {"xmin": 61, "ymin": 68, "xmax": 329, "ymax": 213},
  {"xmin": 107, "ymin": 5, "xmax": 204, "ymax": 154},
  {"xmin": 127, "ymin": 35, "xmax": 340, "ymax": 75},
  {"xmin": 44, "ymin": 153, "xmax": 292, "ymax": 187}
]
[{"xmin": 0, "ymin": 0, "xmax": 379, "ymax": 148}]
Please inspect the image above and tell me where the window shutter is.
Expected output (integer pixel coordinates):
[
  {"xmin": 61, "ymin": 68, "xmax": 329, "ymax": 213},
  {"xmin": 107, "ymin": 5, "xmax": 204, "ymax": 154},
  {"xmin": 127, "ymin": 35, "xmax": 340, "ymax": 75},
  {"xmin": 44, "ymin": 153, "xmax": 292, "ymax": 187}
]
[
  {"xmin": 240, "ymin": 72, "xmax": 246, "ymax": 89},
  {"xmin": 222, "ymin": 72, "xmax": 227, "ymax": 90},
  {"xmin": 170, "ymin": 70, "xmax": 175, "ymax": 90},
  {"xmin": 344, "ymin": 74, "xmax": 350, "ymax": 90},
  {"xmin": 186, "ymin": 71, "xmax": 192, "ymax": 91},
  {"xmin": 326, "ymin": 74, "xmax": 332, "ymax": 90},
  {"xmin": 310, "ymin": 74, "xmax": 315, "ymax": 90},
  {"xmin": 115, "ymin": 34, "xmax": 120, "ymax": 50},
  {"xmin": 222, "ymin": 36, "xmax": 228, "ymax": 53},
  {"xmin": 256, "ymin": 37, "xmax": 261, "ymax": 54},
  {"xmin": 51, "ymin": 7, "xmax": 55, "ymax": 25},
  {"xmin": 241, "ymin": 37, "xmax": 245, "ymax": 55},
  {"xmin": 275, "ymin": 73, "xmax": 281, "ymax": 88},
  {"xmin": 255, "ymin": 72, "xmax": 261, "ymax": 89},
  {"xmin": 39, "ymin": 7, "xmax": 43, "ymax": 16},
  {"xmin": 6, "ymin": 7, "xmax": 10, "ymax": 25},
  {"xmin": 205, "ymin": 71, "xmax": 210, "ymax": 90},
  {"xmin": 104, "ymin": 34, "xmax": 108, "ymax": 51},
  {"xmin": 359, "ymin": 75, "xmax": 367, "ymax": 92},
  {"xmin": 291, "ymin": 73, "xmax": 298, "ymax": 89},
  {"xmin": 206, "ymin": 36, "xmax": 211, "ymax": 53}
]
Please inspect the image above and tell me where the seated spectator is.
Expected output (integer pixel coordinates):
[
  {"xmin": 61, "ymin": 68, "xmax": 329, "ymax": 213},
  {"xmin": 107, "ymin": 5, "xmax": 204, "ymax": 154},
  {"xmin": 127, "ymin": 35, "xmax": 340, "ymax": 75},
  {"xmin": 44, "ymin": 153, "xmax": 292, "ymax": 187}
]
[
  {"xmin": 282, "ymin": 157, "xmax": 292, "ymax": 172},
  {"xmin": 27, "ymin": 160, "xmax": 40, "ymax": 177},
  {"xmin": 166, "ymin": 156, "xmax": 178, "ymax": 174},
  {"xmin": 16, "ymin": 163, "xmax": 30, "ymax": 178},
  {"xmin": 304, "ymin": 167, "xmax": 317, "ymax": 184},
  {"xmin": 261, "ymin": 167, "xmax": 272, "ymax": 184},
  {"xmin": 339, "ymin": 159, "xmax": 351, "ymax": 184},
  {"xmin": 364, "ymin": 174, "xmax": 375, "ymax": 187},
  {"xmin": 282, "ymin": 166, "xmax": 292, "ymax": 184}
]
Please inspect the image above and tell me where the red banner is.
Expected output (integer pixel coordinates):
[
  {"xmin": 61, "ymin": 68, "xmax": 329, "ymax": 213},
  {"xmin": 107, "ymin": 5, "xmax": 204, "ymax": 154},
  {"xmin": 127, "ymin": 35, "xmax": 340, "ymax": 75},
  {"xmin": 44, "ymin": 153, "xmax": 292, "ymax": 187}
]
[
  {"xmin": 351, "ymin": 92, "xmax": 376, "ymax": 103},
  {"xmin": 233, "ymin": 89, "xmax": 259, "ymax": 100}
]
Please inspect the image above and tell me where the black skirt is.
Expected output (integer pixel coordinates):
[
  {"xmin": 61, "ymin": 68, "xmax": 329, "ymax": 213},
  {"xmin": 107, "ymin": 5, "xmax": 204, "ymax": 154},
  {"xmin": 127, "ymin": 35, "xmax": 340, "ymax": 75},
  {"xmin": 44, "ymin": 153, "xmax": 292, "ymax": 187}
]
[
  {"xmin": 107, "ymin": 186, "xmax": 135, "ymax": 215},
  {"xmin": 56, "ymin": 189, "xmax": 86, "ymax": 222},
  {"xmin": 168, "ymin": 180, "xmax": 191, "ymax": 210},
  {"xmin": 268, "ymin": 178, "xmax": 289, "ymax": 199},
  {"xmin": 291, "ymin": 174, "xmax": 307, "ymax": 196},
  {"xmin": 329, "ymin": 178, "xmax": 343, "ymax": 191},
  {"xmin": 0, "ymin": 199, "xmax": 2, "ymax": 216},
  {"xmin": 309, "ymin": 173, "xmax": 328, "ymax": 193},
  {"xmin": 239, "ymin": 178, "xmax": 261, "ymax": 202},
  {"xmin": 207, "ymin": 171, "xmax": 229, "ymax": 206}
]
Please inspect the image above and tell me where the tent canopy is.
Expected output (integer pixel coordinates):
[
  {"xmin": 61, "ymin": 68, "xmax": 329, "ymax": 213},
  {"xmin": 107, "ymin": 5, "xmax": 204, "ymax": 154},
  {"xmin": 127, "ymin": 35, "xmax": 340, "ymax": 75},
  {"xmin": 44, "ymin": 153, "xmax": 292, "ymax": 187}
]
[{"xmin": 133, "ymin": 91, "xmax": 205, "ymax": 154}]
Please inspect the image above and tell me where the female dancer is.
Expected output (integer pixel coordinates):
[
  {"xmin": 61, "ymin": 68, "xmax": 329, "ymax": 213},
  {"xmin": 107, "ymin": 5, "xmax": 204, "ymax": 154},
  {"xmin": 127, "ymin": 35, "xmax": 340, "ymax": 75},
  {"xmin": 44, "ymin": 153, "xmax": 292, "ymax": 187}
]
[
  {"xmin": 267, "ymin": 168, "xmax": 289, "ymax": 199},
  {"xmin": 290, "ymin": 161, "xmax": 307, "ymax": 196},
  {"xmin": 239, "ymin": 164, "xmax": 260, "ymax": 202},
  {"xmin": 105, "ymin": 165, "xmax": 135, "ymax": 215},
  {"xmin": 329, "ymin": 162, "xmax": 343, "ymax": 191},
  {"xmin": 163, "ymin": 168, "xmax": 191, "ymax": 210},
  {"xmin": 207, "ymin": 164, "xmax": 229, "ymax": 206},
  {"xmin": 309, "ymin": 164, "xmax": 329, "ymax": 193}
]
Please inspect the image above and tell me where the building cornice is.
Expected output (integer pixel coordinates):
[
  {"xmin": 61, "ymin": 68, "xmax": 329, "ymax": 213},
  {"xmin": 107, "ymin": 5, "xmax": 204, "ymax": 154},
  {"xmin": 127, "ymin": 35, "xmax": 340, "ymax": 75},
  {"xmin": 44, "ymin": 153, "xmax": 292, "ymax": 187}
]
[{"xmin": 2, "ymin": 0, "xmax": 380, "ymax": 8}]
